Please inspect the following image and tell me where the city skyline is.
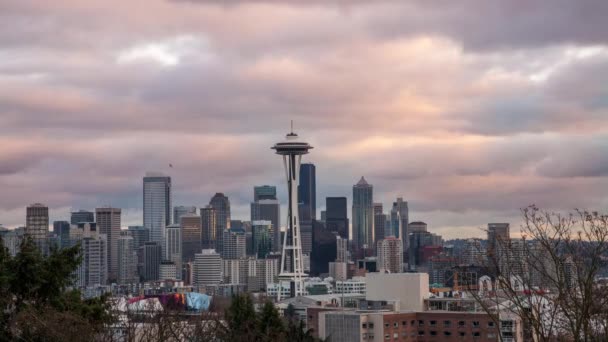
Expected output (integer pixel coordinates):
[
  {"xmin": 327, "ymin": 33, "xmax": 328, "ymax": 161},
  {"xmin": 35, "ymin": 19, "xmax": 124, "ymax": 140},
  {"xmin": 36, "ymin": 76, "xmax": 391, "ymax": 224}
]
[{"xmin": 2, "ymin": 1, "xmax": 608, "ymax": 239}]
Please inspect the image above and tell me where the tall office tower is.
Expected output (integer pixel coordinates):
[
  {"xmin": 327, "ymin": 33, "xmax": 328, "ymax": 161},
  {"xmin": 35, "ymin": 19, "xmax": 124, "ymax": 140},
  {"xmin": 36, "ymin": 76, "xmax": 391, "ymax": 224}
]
[
  {"xmin": 53, "ymin": 221, "xmax": 71, "ymax": 249},
  {"xmin": 320, "ymin": 211, "xmax": 326, "ymax": 222},
  {"xmin": 96, "ymin": 207, "xmax": 121, "ymax": 281},
  {"xmin": 377, "ymin": 237, "xmax": 404, "ymax": 273},
  {"xmin": 487, "ymin": 223, "xmax": 510, "ymax": 258},
  {"xmin": 173, "ymin": 206, "xmax": 197, "ymax": 225},
  {"xmin": 352, "ymin": 177, "xmax": 374, "ymax": 254},
  {"xmin": 254, "ymin": 185, "xmax": 277, "ymax": 201},
  {"xmin": 222, "ymin": 229, "xmax": 246, "ymax": 260},
  {"xmin": 200, "ymin": 205, "xmax": 217, "ymax": 250},
  {"xmin": 209, "ymin": 193, "xmax": 230, "ymax": 254},
  {"xmin": 311, "ymin": 220, "xmax": 337, "ymax": 275},
  {"xmin": 70, "ymin": 210, "xmax": 94, "ymax": 225},
  {"xmin": 117, "ymin": 235, "xmax": 138, "ymax": 284},
  {"xmin": 325, "ymin": 197, "xmax": 349, "ymax": 239},
  {"xmin": 251, "ymin": 185, "xmax": 281, "ymax": 252},
  {"xmin": 181, "ymin": 214, "xmax": 202, "ymax": 262},
  {"xmin": 408, "ymin": 231, "xmax": 443, "ymax": 270},
  {"xmin": 373, "ymin": 203, "xmax": 385, "ymax": 245},
  {"xmin": 142, "ymin": 242, "xmax": 162, "ymax": 281},
  {"xmin": 26, "ymin": 203, "xmax": 49, "ymax": 242},
  {"xmin": 252, "ymin": 220, "xmax": 272, "ymax": 258},
  {"xmin": 143, "ymin": 172, "xmax": 172, "ymax": 258},
  {"xmin": 298, "ymin": 163, "xmax": 316, "ymax": 221},
  {"xmin": 336, "ymin": 235, "xmax": 349, "ymax": 262},
  {"xmin": 193, "ymin": 249, "xmax": 222, "ymax": 290},
  {"xmin": 70, "ymin": 223, "xmax": 107, "ymax": 287},
  {"xmin": 272, "ymin": 129, "xmax": 313, "ymax": 299},
  {"xmin": 165, "ymin": 224, "xmax": 182, "ymax": 280},
  {"xmin": 389, "ymin": 198, "xmax": 409, "ymax": 261}
]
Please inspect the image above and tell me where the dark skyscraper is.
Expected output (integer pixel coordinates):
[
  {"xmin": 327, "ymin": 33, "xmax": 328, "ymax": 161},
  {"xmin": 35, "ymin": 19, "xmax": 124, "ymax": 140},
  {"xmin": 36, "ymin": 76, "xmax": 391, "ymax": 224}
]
[
  {"xmin": 70, "ymin": 210, "xmax": 95, "ymax": 225},
  {"xmin": 209, "ymin": 193, "xmax": 230, "ymax": 254},
  {"xmin": 142, "ymin": 241, "xmax": 162, "ymax": 281},
  {"xmin": 53, "ymin": 221, "xmax": 71, "ymax": 249},
  {"xmin": 373, "ymin": 203, "xmax": 386, "ymax": 245},
  {"xmin": 325, "ymin": 197, "xmax": 349, "ymax": 239},
  {"xmin": 181, "ymin": 214, "xmax": 202, "ymax": 262},
  {"xmin": 200, "ymin": 205, "xmax": 218, "ymax": 251},
  {"xmin": 311, "ymin": 220, "xmax": 337, "ymax": 276},
  {"xmin": 298, "ymin": 163, "xmax": 316, "ymax": 221}
]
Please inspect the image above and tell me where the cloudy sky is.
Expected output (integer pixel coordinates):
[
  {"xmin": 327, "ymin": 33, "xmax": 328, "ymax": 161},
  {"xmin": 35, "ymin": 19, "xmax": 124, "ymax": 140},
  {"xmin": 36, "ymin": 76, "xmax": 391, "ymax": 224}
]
[{"xmin": 1, "ymin": 0, "xmax": 607, "ymax": 238}]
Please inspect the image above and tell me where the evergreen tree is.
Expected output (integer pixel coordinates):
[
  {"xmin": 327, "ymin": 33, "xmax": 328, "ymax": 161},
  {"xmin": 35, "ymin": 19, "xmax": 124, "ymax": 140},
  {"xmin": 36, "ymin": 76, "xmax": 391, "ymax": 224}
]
[
  {"xmin": 258, "ymin": 300, "xmax": 285, "ymax": 341},
  {"xmin": 287, "ymin": 319, "xmax": 317, "ymax": 342},
  {"xmin": 223, "ymin": 293, "xmax": 258, "ymax": 341},
  {"xmin": 0, "ymin": 236, "xmax": 111, "ymax": 341}
]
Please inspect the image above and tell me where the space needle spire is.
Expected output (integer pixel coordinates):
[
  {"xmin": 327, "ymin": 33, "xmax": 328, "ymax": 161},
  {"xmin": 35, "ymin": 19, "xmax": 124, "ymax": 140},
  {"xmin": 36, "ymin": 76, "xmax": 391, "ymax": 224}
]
[{"xmin": 272, "ymin": 125, "xmax": 313, "ymax": 300}]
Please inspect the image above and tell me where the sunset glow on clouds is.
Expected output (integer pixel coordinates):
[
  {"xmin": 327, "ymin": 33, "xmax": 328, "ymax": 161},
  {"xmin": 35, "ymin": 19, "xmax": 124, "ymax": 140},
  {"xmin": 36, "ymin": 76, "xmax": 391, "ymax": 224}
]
[{"xmin": 1, "ymin": 0, "xmax": 608, "ymax": 238}]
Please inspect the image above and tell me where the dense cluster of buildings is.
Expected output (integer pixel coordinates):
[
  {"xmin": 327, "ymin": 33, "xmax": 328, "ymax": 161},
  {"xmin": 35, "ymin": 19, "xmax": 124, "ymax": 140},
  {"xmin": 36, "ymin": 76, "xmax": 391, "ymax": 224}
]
[{"xmin": 1, "ymin": 131, "xmax": 574, "ymax": 341}]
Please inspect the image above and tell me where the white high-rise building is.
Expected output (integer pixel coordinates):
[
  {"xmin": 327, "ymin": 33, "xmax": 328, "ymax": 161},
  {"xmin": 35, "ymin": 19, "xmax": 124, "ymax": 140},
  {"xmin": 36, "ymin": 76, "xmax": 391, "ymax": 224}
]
[
  {"xmin": 336, "ymin": 235, "xmax": 349, "ymax": 262},
  {"xmin": 193, "ymin": 249, "xmax": 222, "ymax": 290},
  {"xmin": 70, "ymin": 223, "xmax": 107, "ymax": 287},
  {"xmin": 165, "ymin": 224, "xmax": 182, "ymax": 280},
  {"xmin": 143, "ymin": 173, "xmax": 172, "ymax": 258},
  {"xmin": 377, "ymin": 237, "xmax": 404, "ymax": 273},
  {"xmin": 117, "ymin": 235, "xmax": 138, "ymax": 284}
]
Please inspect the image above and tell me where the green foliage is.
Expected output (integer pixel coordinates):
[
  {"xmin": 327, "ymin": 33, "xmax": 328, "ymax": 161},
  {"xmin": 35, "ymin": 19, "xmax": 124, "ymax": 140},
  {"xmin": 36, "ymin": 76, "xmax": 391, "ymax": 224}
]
[
  {"xmin": 0, "ymin": 236, "xmax": 111, "ymax": 341},
  {"xmin": 287, "ymin": 319, "xmax": 317, "ymax": 342},
  {"xmin": 223, "ymin": 293, "xmax": 259, "ymax": 341},
  {"xmin": 258, "ymin": 301, "xmax": 286, "ymax": 341}
]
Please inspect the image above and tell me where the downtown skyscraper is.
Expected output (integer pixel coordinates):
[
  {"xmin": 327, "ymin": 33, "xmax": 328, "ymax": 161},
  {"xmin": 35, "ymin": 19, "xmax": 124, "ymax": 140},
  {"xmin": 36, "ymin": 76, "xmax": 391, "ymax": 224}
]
[
  {"xmin": 352, "ymin": 177, "xmax": 374, "ymax": 255},
  {"xmin": 143, "ymin": 173, "xmax": 172, "ymax": 257},
  {"xmin": 96, "ymin": 207, "xmax": 121, "ymax": 281},
  {"xmin": 209, "ymin": 193, "xmax": 230, "ymax": 254},
  {"xmin": 390, "ymin": 197, "xmax": 409, "ymax": 257},
  {"xmin": 298, "ymin": 163, "xmax": 316, "ymax": 221},
  {"xmin": 325, "ymin": 197, "xmax": 349, "ymax": 239},
  {"xmin": 26, "ymin": 203, "xmax": 49, "ymax": 241},
  {"xmin": 251, "ymin": 185, "xmax": 281, "ymax": 252}
]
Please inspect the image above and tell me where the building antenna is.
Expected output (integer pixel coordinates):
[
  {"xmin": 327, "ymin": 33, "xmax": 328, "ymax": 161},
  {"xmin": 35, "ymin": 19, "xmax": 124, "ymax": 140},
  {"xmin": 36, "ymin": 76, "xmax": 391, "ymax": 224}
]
[{"xmin": 291, "ymin": 120, "xmax": 294, "ymax": 133}]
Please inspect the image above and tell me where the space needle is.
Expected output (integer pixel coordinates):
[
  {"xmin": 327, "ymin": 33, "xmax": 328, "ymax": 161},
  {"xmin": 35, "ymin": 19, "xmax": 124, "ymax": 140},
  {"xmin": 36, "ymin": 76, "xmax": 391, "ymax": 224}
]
[{"xmin": 272, "ymin": 123, "xmax": 312, "ymax": 300}]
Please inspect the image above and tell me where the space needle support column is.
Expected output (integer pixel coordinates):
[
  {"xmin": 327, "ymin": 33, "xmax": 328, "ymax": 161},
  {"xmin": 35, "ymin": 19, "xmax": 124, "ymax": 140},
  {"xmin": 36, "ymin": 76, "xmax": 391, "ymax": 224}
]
[{"xmin": 273, "ymin": 129, "xmax": 312, "ymax": 301}]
